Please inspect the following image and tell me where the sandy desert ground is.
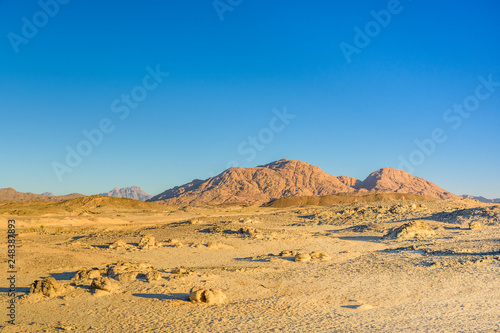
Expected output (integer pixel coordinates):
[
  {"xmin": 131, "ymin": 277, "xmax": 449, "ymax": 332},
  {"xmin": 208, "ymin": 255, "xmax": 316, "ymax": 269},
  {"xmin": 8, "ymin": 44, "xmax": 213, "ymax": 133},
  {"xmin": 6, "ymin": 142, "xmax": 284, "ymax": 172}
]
[{"xmin": 1, "ymin": 198, "xmax": 500, "ymax": 332}]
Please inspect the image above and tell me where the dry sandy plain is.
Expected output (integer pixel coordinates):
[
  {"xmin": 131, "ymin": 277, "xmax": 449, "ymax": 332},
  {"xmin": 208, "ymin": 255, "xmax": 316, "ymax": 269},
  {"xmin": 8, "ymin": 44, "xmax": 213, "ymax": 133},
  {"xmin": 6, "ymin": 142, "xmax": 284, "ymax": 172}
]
[{"xmin": 1, "ymin": 197, "xmax": 500, "ymax": 332}]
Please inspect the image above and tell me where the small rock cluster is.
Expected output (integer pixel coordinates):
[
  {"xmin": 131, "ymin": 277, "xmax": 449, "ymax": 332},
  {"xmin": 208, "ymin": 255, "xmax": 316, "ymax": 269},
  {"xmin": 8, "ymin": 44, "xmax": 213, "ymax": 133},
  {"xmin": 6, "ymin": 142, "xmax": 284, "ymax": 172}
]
[
  {"xmin": 105, "ymin": 261, "xmax": 162, "ymax": 282},
  {"xmin": 67, "ymin": 261, "xmax": 162, "ymax": 294},
  {"xmin": 433, "ymin": 206, "xmax": 500, "ymax": 226},
  {"xmin": 238, "ymin": 227, "xmax": 259, "ymax": 236},
  {"xmin": 384, "ymin": 220, "xmax": 435, "ymax": 240},
  {"xmin": 137, "ymin": 234, "xmax": 162, "ymax": 249},
  {"xmin": 28, "ymin": 263, "xmax": 228, "ymax": 305},
  {"xmin": 279, "ymin": 250, "xmax": 331, "ymax": 262},
  {"xmin": 108, "ymin": 235, "xmax": 162, "ymax": 251}
]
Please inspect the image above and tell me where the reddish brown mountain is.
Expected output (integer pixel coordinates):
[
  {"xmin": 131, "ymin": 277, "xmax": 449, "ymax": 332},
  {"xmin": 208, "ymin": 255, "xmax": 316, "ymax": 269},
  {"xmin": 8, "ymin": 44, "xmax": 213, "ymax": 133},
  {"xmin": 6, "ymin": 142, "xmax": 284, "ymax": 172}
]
[
  {"xmin": 361, "ymin": 168, "xmax": 459, "ymax": 200},
  {"xmin": 150, "ymin": 159, "xmax": 458, "ymax": 206},
  {"xmin": 337, "ymin": 176, "xmax": 363, "ymax": 189},
  {"xmin": 150, "ymin": 159, "xmax": 354, "ymax": 205}
]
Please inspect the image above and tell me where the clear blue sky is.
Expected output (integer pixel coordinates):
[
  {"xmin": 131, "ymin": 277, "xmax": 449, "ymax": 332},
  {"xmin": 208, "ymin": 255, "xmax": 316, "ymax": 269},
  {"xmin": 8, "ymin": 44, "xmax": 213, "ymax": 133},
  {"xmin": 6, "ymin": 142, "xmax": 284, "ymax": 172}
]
[{"xmin": 1, "ymin": 0, "xmax": 499, "ymax": 198}]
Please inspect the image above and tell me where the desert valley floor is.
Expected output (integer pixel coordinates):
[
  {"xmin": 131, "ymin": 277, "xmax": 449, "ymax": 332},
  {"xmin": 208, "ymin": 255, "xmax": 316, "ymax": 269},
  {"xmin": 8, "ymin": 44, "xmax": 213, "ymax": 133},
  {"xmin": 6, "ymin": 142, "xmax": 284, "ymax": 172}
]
[{"xmin": 1, "ymin": 197, "xmax": 500, "ymax": 332}]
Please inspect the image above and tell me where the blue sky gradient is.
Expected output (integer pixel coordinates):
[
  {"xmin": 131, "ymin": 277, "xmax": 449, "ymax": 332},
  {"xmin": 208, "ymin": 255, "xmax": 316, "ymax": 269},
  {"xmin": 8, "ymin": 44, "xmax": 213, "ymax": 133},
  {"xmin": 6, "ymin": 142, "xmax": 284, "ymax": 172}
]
[{"xmin": 1, "ymin": 0, "xmax": 499, "ymax": 198}]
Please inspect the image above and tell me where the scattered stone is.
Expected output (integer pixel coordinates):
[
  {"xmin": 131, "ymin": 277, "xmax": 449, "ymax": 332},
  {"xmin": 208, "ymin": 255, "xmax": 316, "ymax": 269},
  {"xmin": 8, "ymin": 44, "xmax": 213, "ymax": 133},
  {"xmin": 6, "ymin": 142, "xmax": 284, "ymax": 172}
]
[
  {"xmin": 109, "ymin": 240, "xmax": 127, "ymax": 249},
  {"xmin": 90, "ymin": 277, "xmax": 118, "ymax": 293},
  {"xmin": 469, "ymin": 221, "xmax": 482, "ymax": 230},
  {"xmin": 203, "ymin": 226, "xmax": 223, "ymax": 234},
  {"xmin": 165, "ymin": 238, "xmax": 180, "ymax": 244},
  {"xmin": 357, "ymin": 304, "xmax": 374, "ymax": 310},
  {"xmin": 384, "ymin": 221, "xmax": 435, "ymax": 240},
  {"xmin": 309, "ymin": 251, "xmax": 331, "ymax": 261},
  {"xmin": 238, "ymin": 227, "xmax": 259, "ymax": 236},
  {"xmin": 71, "ymin": 269, "xmax": 102, "ymax": 284},
  {"xmin": 171, "ymin": 267, "xmax": 188, "ymax": 275},
  {"xmin": 189, "ymin": 288, "xmax": 227, "ymax": 304},
  {"xmin": 146, "ymin": 270, "xmax": 162, "ymax": 282},
  {"xmin": 432, "ymin": 206, "xmax": 500, "ymax": 226},
  {"xmin": 294, "ymin": 253, "xmax": 312, "ymax": 262},
  {"xmin": 106, "ymin": 261, "xmax": 156, "ymax": 279},
  {"xmin": 207, "ymin": 242, "xmax": 220, "ymax": 249},
  {"xmin": 138, "ymin": 234, "xmax": 161, "ymax": 250},
  {"xmin": 115, "ymin": 272, "xmax": 138, "ymax": 281},
  {"xmin": 279, "ymin": 250, "xmax": 298, "ymax": 257},
  {"xmin": 389, "ymin": 205, "xmax": 407, "ymax": 215},
  {"xmin": 189, "ymin": 218, "xmax": 202, "ymax": 225},
  {"xmin": 240, "ymin": 217, "xmax": 260, "ymax": 224},
  {"xmin": 29, "ymin": 277, "xmax": 65, "ymax": 297},
  {"xmin": 206, "ymin": 242, "xmax": 232, "ymax": 249}
]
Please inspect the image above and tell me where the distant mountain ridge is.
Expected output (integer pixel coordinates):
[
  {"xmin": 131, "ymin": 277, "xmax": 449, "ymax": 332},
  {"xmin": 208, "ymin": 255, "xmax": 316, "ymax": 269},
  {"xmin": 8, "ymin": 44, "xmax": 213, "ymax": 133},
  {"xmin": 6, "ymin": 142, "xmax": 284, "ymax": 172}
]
[
  {"xmin": 0, "ymin": 188, "xmax": 84, "ymax": 202},
  {"xmin": 0, "ymin": 195, "xmax": 165, "ymax": 216},
  {"xmin": 149, "ymin": 158, "xmax": 459, "ymax": 206},
  {"xmin": 99, "ymin": 186, "xmax": 152, "ymax": 201},
  {"xmin": 461, "ymin": 195, "xmax": 500, "ymax": 203}
]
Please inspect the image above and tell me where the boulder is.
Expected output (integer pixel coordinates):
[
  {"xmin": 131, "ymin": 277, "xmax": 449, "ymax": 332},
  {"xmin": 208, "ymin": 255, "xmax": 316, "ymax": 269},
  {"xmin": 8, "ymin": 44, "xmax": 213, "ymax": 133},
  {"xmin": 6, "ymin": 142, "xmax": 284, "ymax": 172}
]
[
  {"xmin": 109, "ymin": 239, "xmax": 127, "ymax": 249},
  {"xmin": 294, "ymin": 253, "xmax": 312, "ymax": 262},
  {"xmin": 29, "ymin": 277, "xmax": 65, "ymax": 297},
  {"xmin": 90, "ymin": 277, "xmax": 118, "ymax": 293},
  {"xmin": 189, "ymin": 288, "xmax": 227, "ymax": 305},
  {"xmin": 138, "ymin": 235, "xmax": 161, "ymax": 249}
]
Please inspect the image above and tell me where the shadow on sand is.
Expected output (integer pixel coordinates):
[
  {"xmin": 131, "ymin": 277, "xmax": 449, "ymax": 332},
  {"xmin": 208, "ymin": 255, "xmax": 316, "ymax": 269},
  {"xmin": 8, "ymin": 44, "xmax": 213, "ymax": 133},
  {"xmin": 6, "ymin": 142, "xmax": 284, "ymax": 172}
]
[{"xmin": 133, "ymin": 293, "xmax": 189, "ymax": 301}]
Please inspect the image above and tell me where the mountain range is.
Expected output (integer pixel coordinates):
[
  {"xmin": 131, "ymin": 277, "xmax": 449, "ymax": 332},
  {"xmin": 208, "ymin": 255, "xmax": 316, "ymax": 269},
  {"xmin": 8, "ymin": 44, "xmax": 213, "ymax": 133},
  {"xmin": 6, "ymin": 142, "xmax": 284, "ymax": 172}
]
[
  {"xmin": 3, "ymin": 159, "xmax": 498, "ymax": 206},
  {"xmin": 149, "ymin": 158, "xmax": 459, "ymax": 205},
  {"xmin": 461, "ymin": 195, "xmax": 500, "ymax": 204}
]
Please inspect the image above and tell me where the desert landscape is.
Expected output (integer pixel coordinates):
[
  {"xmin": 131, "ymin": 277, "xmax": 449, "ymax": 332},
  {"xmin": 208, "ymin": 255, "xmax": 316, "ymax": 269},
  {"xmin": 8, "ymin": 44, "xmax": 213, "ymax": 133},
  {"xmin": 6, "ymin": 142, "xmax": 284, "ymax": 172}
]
[
  {"xmin": 2, "ymin": 2, "xmax": 499, "ymax": 331},
  {"xmin": 1, "ymin": 159, "xmax": 499, "ymax": 332}
]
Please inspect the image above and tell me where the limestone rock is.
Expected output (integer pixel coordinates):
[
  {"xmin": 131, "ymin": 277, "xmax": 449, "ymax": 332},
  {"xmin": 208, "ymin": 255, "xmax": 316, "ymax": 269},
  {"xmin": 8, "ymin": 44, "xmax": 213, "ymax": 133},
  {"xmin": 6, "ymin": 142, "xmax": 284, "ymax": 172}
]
[
  {"xmin": 90, "ymin": 277, "xmax": 118, "ymax": 293},
  {"xmin": 71, "ymin": 268, "xmax": 102, "ymax": 282},
  {"xmin": 309, "ymin": 251, "xmax": 331, "ymax": 261},
  {"xmin": 279, "ymin": 250, "xmax": 298, "ymax": 257},
  {"xmin": 238, "ymin": 227, "xmax": 258, "ymax": 236},
  {"xmin": 138, "ymin": 235, "xmax": 160, "ymax": 250},
  {"xmin": 146, "ymin": 270, "xmax": 162, "ymax": 282},
  {"xmin": 29, "ymin": 277, "xmax": 65, "ymax": 297},
  {"xmin": 109, "ymin": 240, "xmax": 127, "ymax": 249},
  {"xmin": 294, "ymin": 253, "xmax": 312, "ymax": 262},
  {"xmin": 384, "ymin": 221, "xmax": 436, "ymax": 240},
  {"xmin": 189, "ymin": 288, "xmax": 227, "ymax": 305}
]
